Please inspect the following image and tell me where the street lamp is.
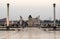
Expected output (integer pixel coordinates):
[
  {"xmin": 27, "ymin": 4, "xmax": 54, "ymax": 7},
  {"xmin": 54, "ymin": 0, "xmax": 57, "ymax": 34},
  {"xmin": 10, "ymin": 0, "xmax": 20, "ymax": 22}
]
[
  {"xmin": 53, "ymin": 3, "xmax": 56, "ymax": 39},
  {"xmin": 6, "ymin": 3, "xmax": 9, "ymax": 30},
  {"xmin": 53, "ymin": 3, "xmax": 56, "ymax": 27}
]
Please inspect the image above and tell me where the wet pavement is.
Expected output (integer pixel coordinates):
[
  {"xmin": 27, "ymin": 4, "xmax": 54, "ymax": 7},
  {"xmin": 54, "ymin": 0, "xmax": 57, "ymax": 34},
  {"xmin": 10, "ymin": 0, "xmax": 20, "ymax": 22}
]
[{"xmin": 0, "ymin": 27, "xmax": 60, "ymax": 39}]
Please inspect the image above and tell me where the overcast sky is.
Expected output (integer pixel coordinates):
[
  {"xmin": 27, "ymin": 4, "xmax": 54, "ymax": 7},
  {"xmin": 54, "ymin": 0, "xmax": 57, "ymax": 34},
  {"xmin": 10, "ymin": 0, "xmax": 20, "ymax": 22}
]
[{"xmin": 0, "ymin": 0, "xmax": 60, "ymax": 20}]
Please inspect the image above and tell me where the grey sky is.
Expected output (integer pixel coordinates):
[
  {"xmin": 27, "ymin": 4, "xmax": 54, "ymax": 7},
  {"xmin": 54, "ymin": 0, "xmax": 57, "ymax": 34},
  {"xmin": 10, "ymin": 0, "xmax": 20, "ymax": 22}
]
[{"xmin": 0, "ymin": 0, "xmax": 60, "ymax": 20}]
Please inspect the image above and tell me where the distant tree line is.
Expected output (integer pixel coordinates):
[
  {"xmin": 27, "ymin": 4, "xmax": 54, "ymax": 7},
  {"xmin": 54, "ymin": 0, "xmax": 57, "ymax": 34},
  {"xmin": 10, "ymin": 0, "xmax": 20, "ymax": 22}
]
[{"xmin": 44, "ymin": 19, "xmax": 60, "ymax": 23}]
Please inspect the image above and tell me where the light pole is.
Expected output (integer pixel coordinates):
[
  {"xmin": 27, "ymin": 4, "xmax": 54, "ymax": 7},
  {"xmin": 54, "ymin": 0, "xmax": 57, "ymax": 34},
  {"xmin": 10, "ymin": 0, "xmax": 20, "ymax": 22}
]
[
  {"xmin": 53, "ymin": 3, "xmax": 56, "ymax": 39},
  {"xmin": 53, "ymin": 3, "xmax": 56, "ymax": 27},
  {"xmin": 6, "ymin": 3, "xmax": 9, "ymax": 30},
  {"xmin": 6, "ymin": 3, "xmax": 10, "ymax": 39}
]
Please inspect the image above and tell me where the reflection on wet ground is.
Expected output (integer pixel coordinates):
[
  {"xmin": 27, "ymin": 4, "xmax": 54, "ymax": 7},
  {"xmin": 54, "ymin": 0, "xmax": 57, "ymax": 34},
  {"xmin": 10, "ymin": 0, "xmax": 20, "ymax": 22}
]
[{"xmin": 0, "ymin": 27, "xmax": 60, "ymax": 39}]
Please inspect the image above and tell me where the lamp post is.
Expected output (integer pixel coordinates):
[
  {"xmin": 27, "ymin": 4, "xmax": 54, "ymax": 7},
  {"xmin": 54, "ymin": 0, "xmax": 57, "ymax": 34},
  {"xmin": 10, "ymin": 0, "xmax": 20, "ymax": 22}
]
[
  {"xmin": 53, "ymin": 3, "xmax": 56, "ymax": 27},
  {"xmin": 53, "ymin": 3, "xmax": 56, "ymax": 39},
  {"xmin": 6, "ymin": 3, "xmax": 10, "ymax": 39},
  {"xmin": 6, "ymin": 3, "xmax": 9, "ymax": 30}
]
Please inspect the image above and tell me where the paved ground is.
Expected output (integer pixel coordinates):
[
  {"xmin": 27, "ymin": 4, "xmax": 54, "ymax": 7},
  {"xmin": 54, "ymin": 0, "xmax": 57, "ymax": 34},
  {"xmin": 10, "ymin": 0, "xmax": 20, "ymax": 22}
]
[{"xmin": 0, "ymin": 27, "xmax": 60, "ymax": 39}]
